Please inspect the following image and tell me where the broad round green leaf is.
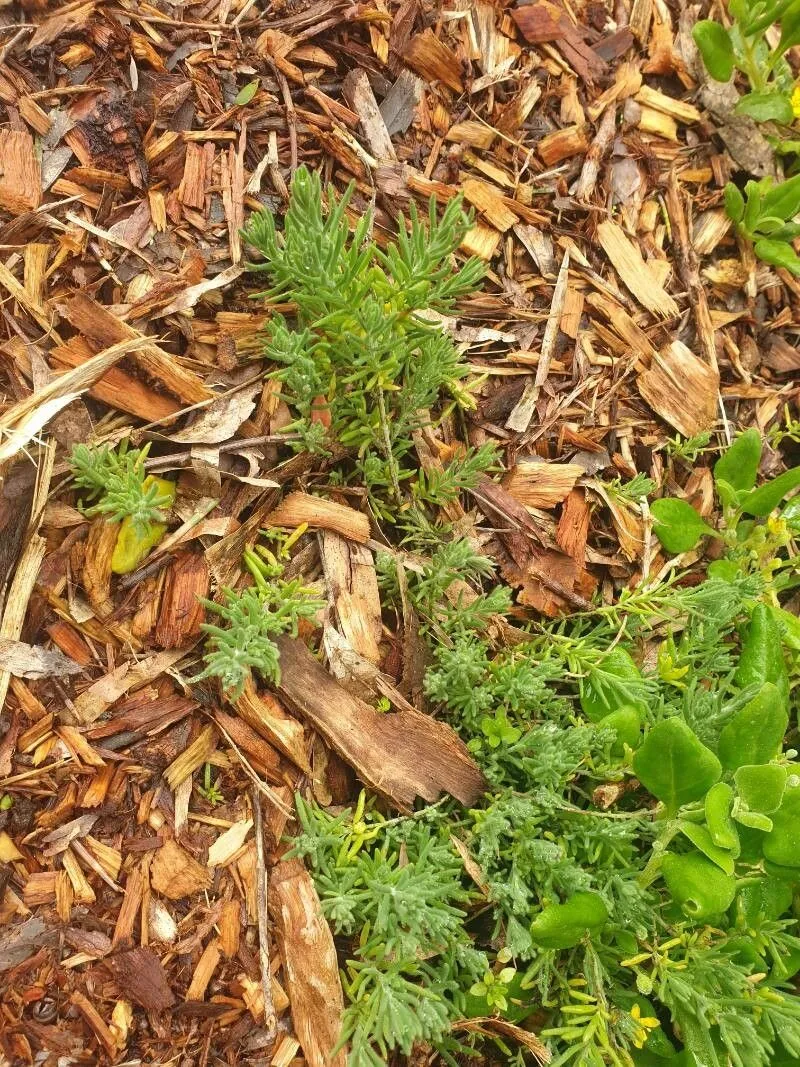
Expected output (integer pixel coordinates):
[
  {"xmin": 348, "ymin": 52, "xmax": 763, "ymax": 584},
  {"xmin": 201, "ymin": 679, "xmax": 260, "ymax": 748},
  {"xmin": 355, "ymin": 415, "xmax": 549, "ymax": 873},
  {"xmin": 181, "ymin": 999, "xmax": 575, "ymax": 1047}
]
[
  {"xmin": 718, "ymin": 682, "xmax": 788, "ymax": 770},
  {"xmin": 650, "ymin": 497, "xmax": 716, "ymax": 554},
  {"xmin": 734, "ymin": 764, "xmax": 787, "ymax": 814},
  {"xmin": 754, "ymin": 238, "xmax": 800, "ymax": 277},
  {"xmin": 692, "ymin": 20, "xmax": 735, "ymax": 81},
  {"xmin": 735, "ymin": 91, "xmax": 795, "ymax": 125},
  {"xmin": 662, "ymin": 851, "xmax": 737, "ymax": 920},
  {"xmin": 713, "ymin": 428, "xmax": 762, "ymax": 493},
  {"xmin": 763, "ymin": 785, "xmax": 800, "ymax": 867},
  {"xmin": 633, "ymin": 718, "xmax": 721, "ymax": 813}
]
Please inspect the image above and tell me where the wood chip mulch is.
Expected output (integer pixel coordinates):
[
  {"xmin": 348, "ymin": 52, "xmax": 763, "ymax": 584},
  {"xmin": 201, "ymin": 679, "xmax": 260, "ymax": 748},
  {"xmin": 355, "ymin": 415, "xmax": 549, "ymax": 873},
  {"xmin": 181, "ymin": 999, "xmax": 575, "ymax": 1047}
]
[{"xmin": 0, "ymin": 0, "xmax": 798, "ymax": 1063}]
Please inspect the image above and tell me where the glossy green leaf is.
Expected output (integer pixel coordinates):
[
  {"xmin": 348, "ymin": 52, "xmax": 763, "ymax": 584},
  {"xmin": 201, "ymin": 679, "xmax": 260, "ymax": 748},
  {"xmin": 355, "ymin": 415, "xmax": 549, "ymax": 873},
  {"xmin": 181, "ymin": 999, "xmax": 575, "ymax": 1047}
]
[
  {"xmin": 743, "ymin": 180, "xmax": 764, "ymax": 236},
  {"xmin": 718, "ymin": 683, "xmax": 788, "ymax": 770},
  {"xmin": 737, "ymin": 874, "xmax": 794, "ymax": 925},
  {"xmin": 707, "ymin": 559, "xmax": 740, "ymax": 582},
  {"xmin": 763, "ymin": 784, "xmax": 800, "ymax": 868},
  {"xmin": 753, "ymin": 238, "xmax": 800, "ymax": 276},
  {"xmin": 529, "ymin": 891, "xmax": 608, "ymax": 950},
  {"xmin": 772, "ymin": 604, "xmax": 800, "ymax": 651},
  {"xmin": 761, "ymin": 171, "xmax": 800, "ymax": 219},
  {"xmin": 783, "ymin": 495, "xmax": 800, "ymax": 529},
  {"xmin": 677, "ymin": 820, "xmax": 736, "ymax": 875},
  {"xmin": 777, "ymin": 3, "xmax": 800, "ymax": 55},
  {"xmin": 735, "ymin": 92, "xmax": 794, "ymax": 124},
  {"xmin": 633, "ymin": 718, "xmax": 721, "ymax": 813},
  {"xmin": 662, "ymin": 852, "xmax": 737, "ymax": 920},
  {"xmin": 705, "ymin": 781, "xmax": 740, "ymax": 852},
  {"xmin": 692, "ymin": 20, "xmax": 735, "ymax": 81},
  {"xmin": 713, "ymin": 428, "xmax": 762, "ymax": 493},
  {"xmin": 579, "ymin": 647, "xmax": 646, "ymax": 722},
  {"xmin": 734, "ymin": 763, "xmax": 787, "ymax": 814},
  {"xmin": 735, "ymin": 807, "xmax": 774, "ymax": 831},
  {"xmin": 603, "ymin": 705, "xmax": 642, "ymax": 755},
  {"xmin": 739, "ymin": 465, "xmax": 800, "ymax": 515},
  {"xmin": 723, "ymin": 183, "xmax": 745, "ymax": 224},
  {"xmin": 650, "ymin": 498, "xmax": 716, "ymax": 554},
  {"xmin": 734, "ymin": 604, "xmax": 790, "ymax": 707},
  {"xmin": 234, "ymin": 79, "xmax": 260, "ymax": 106}
]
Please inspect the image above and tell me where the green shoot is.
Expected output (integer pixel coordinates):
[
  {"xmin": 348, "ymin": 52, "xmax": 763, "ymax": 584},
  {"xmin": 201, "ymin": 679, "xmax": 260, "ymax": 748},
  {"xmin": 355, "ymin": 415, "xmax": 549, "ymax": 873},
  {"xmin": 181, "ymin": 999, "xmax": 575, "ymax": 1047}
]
[
  {"xmin": 70, "ymin": 440, "xmax": 173, "ymax": 535},
  {"xmin": 196, "ymin": 546, "xmax": 322, "ymax": 700}
]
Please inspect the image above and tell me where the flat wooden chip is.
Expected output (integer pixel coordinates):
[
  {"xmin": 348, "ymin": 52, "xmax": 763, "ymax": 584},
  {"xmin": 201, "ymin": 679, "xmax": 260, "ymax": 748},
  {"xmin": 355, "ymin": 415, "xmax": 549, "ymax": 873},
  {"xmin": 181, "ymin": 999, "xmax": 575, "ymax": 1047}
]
[
  {"xmin": 276, "ymin": 636, "xmax": 486, "ymax": 811},
  {"xmin": 638, "ymin": 340, "xmax": 719, "ymax": 437}
]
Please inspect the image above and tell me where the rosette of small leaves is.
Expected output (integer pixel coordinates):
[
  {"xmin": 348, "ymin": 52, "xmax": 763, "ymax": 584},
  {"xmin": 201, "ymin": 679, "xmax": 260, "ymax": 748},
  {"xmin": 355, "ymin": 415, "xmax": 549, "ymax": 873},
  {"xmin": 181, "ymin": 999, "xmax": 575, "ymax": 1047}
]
[
  {"xmin": 70, "ymin": 440, "xmax": 172, "ymax": 534},
  {"xmin": 693, "ymin": 0, "xmax": 800, "ymax": 123},
  {"xmin": 197, "ymin": 574, "xmax": 321, "ymax": 699},
  {"xmin": 724, "ymin": 173, "xmax": 800, "ymax": 275},
  {"xmin": 242, "ymin": 166, "xmax": 495, "ymax": 518}
]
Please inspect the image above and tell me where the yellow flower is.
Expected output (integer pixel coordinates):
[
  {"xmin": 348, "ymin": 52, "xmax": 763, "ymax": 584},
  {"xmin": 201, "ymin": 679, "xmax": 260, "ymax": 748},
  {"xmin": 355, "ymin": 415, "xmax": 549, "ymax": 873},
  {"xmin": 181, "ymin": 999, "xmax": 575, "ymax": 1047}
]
[
  {"xmin": 792, "ymin": 84, "xmax": 800, "ymax": 118},
  {"xmin": 630, "ymin": 1003, "xmax": 660, "ymax": 1049}
]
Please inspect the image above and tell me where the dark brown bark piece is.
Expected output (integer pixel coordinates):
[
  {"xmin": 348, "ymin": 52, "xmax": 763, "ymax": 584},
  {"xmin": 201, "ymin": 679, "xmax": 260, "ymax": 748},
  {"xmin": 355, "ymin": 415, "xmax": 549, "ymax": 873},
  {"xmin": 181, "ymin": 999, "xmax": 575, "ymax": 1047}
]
[{"xmin": 107, "ymin": 947, "xmax": 175, "ymax": 1012}]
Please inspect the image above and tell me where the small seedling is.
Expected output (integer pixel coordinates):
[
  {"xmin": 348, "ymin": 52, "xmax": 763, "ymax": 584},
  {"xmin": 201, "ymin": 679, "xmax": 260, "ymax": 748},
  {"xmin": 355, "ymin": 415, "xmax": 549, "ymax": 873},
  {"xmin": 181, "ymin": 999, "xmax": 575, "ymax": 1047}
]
[
  {"xmin": 693, "ymin": 0, "xmax": 800, "ymax": 123},
  {"xmin": 196, "ymin": 763, "xmax": 224, "ymax": 806},
  {"xmin": 724, "ymin": 173, "xmax": 800, "ymax": 274},
  {"xmin": 70, "ymin": 440, "xmax": 175, "ymax": 574},
  {"xmin": 242, "ymin": 166, "xmax": 496, "ymax": 521},
  {"xmin": 196, "ymin": 543, "xmax": 322, "ymax": 700}
]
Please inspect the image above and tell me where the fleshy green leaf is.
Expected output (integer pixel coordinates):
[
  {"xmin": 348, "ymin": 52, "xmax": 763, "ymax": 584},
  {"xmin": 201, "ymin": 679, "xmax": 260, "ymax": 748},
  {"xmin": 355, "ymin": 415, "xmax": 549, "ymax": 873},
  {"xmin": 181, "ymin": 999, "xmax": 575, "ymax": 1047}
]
[
  {"xmin": 705, "ymin": 781, "xmax": 740, "ymax": 852},
  {"xmin": 713, "ymin": 428, "xmax": 762, "ymax": 493},
  {"xmin": 677, "ymin": 820, "xmax": 736, "ymax": 874},
  {"xmin": 735, "ymin": 91, "xmax": 795, "ymax": 124},
  {"xmin": 724, "ymin": 183, "xmax": 745, "ymax": 224},
  {"xmin": 739, "ymin": 465, "xmax": 800, "ymax": 515},
  {"xmin": 763, "ymin": 784, "xmax": 800, "ymax": 867},
  {"xmin": 633, "ymin": 718, "xmax": 721, "ymax": 814},
  {"xmin": 692, "ymin": 20, "xmax": 735, "ymax": 81},
  {"xmin": 760, "ymin": 171, "xmax": 800, "ymax": 219},
  {"xmin": 743, "ymin": 180, "xmax": 764, "ymax": 236},
  {"xmin": 662, "ymin": 852, "xmax": 737, "ymax": 920},
  {"xmin": 718, "ymin": 683, "xmax": 788, "ymax": 770},
  {"xmin": 753, "ymin": 238, "xmax": 800, "ymax": 276},
  {"xmin": 650, "ymin": 498, "xmax": 716, "ymax": 554},
  {"xmin": 734, "ymin": 764, "xmax": 787, "ymax": 814},
  {"xmin": 234, "ymin": 79, "xmax": 260, "ymax": 106}
]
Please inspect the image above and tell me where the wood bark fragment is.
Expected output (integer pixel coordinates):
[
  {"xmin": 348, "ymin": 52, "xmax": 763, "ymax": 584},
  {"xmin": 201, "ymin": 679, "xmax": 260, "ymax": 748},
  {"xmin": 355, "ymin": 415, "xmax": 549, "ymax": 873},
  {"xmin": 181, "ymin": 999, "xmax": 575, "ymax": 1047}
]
[
  {"xmin": 276, "ymin": 636, "xmax": 486, "ymax": 810},
  {"xmin": 597, "ymin": 221, "xmax": 679, "ymax": 319},
  {"xmin": 638, "ymin": 341, "xmax": 720, "ymax": 437},
  {"xmin": 0, "ymin": 130, "xmax": 41, "ymax": 214},
  {"xmin": 150, "ymin": 839, "xmax": 212, "ymax": 901},
  {"xmin": 271, "ymin": 858, "xmax": 347, "ymax": 1067}
]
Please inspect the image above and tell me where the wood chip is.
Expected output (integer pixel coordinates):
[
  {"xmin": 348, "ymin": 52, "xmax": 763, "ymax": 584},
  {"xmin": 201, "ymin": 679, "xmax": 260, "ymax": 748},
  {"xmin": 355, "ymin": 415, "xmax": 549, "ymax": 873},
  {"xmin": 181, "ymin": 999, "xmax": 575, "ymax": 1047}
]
[
  {"xmin": 503, "ymin": 461, "xmax": 585, "ymax": 508},
  {"xmin": 0, "ymin": 130, "xmax": 41, "ymax": 214},
  {"xmin": 276, "ymin": 636, "xmax": 486, "ymax": 811},
  {"xmin": 597, "ymin": 220, "xmax": 679, "ymax": 318},
  {"xmin": 149, "ymin": 839, "xmax": 212, "ymax": 900},
  {"xmin": 267, "ymin": 492, "xmax": 370, "ymax": 543},
  {"xmin": 638, "ymin": 340, "xmax": 720, "ymax": 437},
  {"xmin": 272, "ymin": 858, "xmax": 347, "ymax": 1067},
  {"xmin": 107, "ymin": 948, "xmax": 176, "ymax": 1012}
]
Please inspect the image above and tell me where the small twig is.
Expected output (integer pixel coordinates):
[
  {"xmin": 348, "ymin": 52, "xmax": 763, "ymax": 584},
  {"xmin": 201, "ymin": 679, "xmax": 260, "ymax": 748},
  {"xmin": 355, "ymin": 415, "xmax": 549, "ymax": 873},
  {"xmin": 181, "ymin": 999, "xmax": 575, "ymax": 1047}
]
[
  {"xmin": 0, "ymin": 26, "xmax": 31, "ymax": 68},
  {"xmin": 253, "ymin": 790, "xmax": 278, "ymax": 1042},
  {"xmin": 268, "ymin": 59, "xmax": 297, "ymax": 174}
]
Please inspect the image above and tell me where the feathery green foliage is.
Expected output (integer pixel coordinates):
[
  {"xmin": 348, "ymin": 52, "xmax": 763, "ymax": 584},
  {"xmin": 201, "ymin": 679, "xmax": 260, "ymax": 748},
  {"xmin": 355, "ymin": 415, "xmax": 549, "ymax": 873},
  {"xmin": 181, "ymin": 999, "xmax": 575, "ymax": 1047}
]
[
  {"xmin": 242, "ymin": 166, "xmax": 496, "ymax": 519},
  {"xmin": 290, "ymin": 430, "xmax": 800, "ymax": 1067},
  {"xmin": 70, "ymin": 440, "xmax": 172, "ymax": 534},
  {"xmin": 196, "ymin": 546, "xmax": 322, "ymax": 700}
]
